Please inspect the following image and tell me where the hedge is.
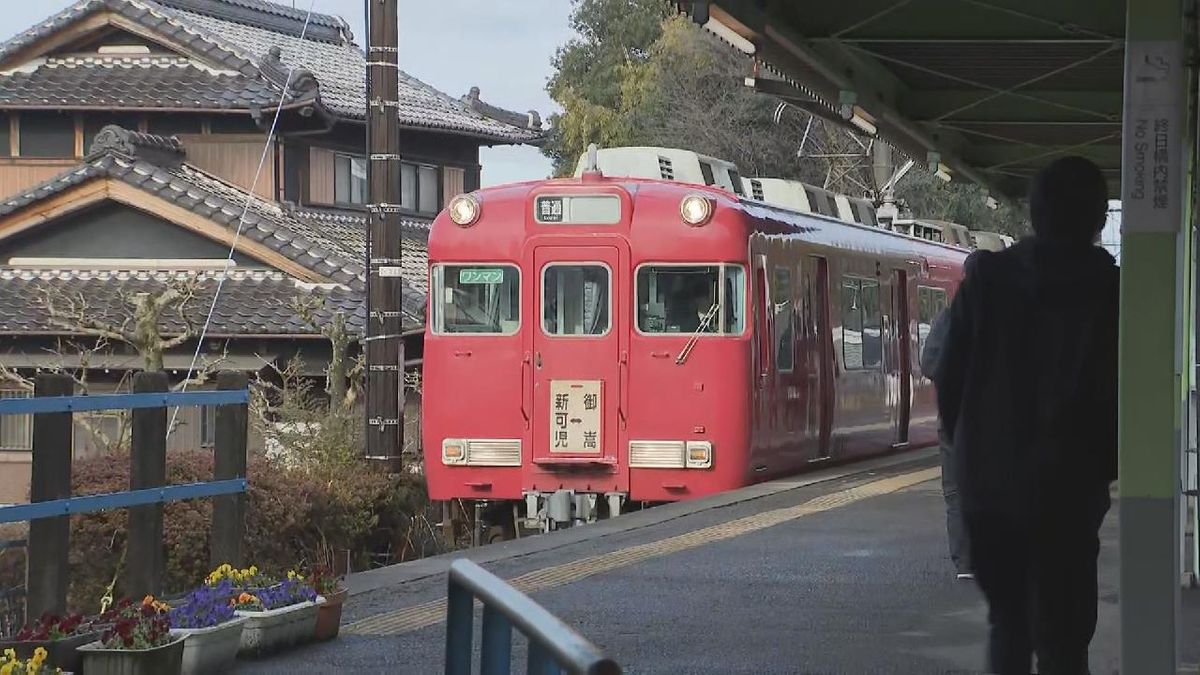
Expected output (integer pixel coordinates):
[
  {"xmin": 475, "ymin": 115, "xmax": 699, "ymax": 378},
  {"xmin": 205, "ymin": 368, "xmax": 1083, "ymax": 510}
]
[{"xmin": 0, "ymin": 450, "xmax": 430, "ymax": 613}]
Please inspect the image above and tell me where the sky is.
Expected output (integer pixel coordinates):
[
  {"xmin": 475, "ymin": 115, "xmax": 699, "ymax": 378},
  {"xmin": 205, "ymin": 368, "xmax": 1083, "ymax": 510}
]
[{"xmin": 2, "ymin": 0, "xmax": 573, "ymax": 186}]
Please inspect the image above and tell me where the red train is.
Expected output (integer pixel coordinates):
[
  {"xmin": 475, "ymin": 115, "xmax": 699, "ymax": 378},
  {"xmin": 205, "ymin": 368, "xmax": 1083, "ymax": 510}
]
[{"xmin": 422, "ymin": 150, "xmax": 967, "ymax": 538}]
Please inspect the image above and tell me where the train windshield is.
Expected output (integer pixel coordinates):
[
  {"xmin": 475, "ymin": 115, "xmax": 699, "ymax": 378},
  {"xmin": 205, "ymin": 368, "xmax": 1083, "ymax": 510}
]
[
  {"xmin": 431, "ymin": 264, "xmax": 520, "ymax": 335},
  {"xmin": 636, "ymin": 265, "xmax": 745, "ymax": 335}
]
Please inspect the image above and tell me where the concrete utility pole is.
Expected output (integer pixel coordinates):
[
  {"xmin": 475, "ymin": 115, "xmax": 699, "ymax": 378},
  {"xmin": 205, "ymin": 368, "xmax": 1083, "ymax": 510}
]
[{"xmin": 364, "ymin": 0, "xmax": 404, "ymax": 468}]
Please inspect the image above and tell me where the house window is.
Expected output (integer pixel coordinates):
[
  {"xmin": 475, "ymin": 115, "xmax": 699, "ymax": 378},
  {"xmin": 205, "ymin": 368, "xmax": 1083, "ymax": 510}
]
[
  {"xmin": 841, "ymin": 277, "xmax": 882, "ymax": 370},
  {"xmin": 419, "ymin": 165, "xmax": 439, "ymax": 214},
  {"xmin": 0, "ymin": 391, "xmax": 31, "ymax": 451},
  {"xmin": 401, "ymin": 163, "xmax": 416, "ymax": 210},
  {"xmin": 19, "ymin": 113, "xmax": 76, "ymax": 158},
  {"xmin": 334, "ymin": 154, "xmax": 367, "ymax": 205},
  {"xmin": 0, "ymin": 114, "xmax": 10, "ymax": 158},
  {"xmin": 200, "ymin": 406, "xmax": 215, "ymax": 447},
  {"xmin": 209, "ymin": 115, "xmax": 259, "ymax": 134},
  {"xmin": 147, "ymin": 115, "xmax": 204, "ymax": 136},
  {"xmin": 400, "ymin": 162, "xmax": 440, "ymax": 215}
]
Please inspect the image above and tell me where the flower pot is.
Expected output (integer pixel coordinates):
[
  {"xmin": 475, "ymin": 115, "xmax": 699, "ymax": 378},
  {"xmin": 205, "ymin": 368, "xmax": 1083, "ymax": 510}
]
[
  {"xmin": 0, "ymin": 631, "xmax": 100, "ymax": 674},
  {"xmin": 77, "ymin": 633, "xmax": 186, "ymax": 675},
  {"xmin": 174, "ymin": 617, "xmax": 246, "ymax": 675},
  {"xmin": 313, "ymin": 588, "xmax": 347, "ymax": 641},
  {"xmin": 234, "ymin": 599, "xmax": 320, "ymax": 658}
]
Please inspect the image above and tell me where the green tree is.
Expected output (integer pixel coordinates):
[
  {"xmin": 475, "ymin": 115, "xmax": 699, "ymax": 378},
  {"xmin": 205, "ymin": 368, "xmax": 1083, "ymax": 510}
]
[
  {"xmin": 894, "ymin": 170, "xmax": 1028, "ymax": 237},
  {"xmin": 544, "ymin": 0, "xmax": 672, "ymax": 175},
  {"xmin": 545, "ymin": 0, "xmax": 1029, "ymax": 235}
]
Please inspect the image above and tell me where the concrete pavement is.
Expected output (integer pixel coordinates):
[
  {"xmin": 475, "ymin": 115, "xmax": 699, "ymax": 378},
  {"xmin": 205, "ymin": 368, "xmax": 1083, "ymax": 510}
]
[{"xmin": 233, "ymin": 451, "xmax": 1198, "ymax": 674}]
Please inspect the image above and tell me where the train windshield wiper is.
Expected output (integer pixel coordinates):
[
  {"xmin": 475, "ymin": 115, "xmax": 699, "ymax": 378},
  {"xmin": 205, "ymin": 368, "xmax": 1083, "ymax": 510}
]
[{"xmin": 675, "ymin": 303, "xmax": 719, "ymax": 365}]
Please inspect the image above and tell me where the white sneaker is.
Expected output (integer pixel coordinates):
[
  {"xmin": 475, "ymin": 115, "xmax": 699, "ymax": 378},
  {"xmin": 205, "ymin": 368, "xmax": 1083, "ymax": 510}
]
[{"xmin": 956, "ymin": 572, "xmax": 975, "ymax": 581}]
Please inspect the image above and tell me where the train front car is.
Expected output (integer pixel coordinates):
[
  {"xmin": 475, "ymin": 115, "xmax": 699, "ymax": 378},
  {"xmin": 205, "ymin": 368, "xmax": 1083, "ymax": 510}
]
[{"xmin": 423, "ymin": 174, "xmax": 752, "ymax": 535}]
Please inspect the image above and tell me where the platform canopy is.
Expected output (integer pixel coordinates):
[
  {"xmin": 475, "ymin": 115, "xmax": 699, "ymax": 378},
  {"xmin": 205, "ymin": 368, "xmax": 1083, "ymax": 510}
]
[{"xmin": 679, "ymin": 0, "xmax": 1127, "ymax": 199}]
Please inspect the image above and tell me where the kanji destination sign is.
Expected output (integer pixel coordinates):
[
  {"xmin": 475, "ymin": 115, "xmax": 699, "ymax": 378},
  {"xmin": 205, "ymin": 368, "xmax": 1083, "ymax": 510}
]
[{"xmin": 548, "ymin": 380, "xmax": 602, "ymax": 454}]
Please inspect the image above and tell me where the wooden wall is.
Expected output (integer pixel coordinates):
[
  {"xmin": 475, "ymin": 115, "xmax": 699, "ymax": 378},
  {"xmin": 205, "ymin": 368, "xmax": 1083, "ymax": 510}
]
[
  {"xmin": 175, "ymin": 134, "xmax": 275, "ymax": 199},
  {"xmin": 309, "ymin": 147, "xmax": 336, "ymax": 204},
  {"xmin": 0, "ymin": 159, "xmax": 80, "ymax": 201}
]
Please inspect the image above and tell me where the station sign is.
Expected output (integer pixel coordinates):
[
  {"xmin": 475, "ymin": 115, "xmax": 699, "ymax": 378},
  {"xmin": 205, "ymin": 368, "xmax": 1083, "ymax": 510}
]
[{"xmin": 534, "ymin": 194, "xmax": 621, "ymax": 225}]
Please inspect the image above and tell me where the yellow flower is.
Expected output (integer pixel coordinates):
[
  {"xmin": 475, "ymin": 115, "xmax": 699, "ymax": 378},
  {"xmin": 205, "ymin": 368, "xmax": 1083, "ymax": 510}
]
[
  {"xmin": 2, "ymin": 648, "xmax": 13, "ymax": 662},
  {"xmin": 1, "ymin": 661, "xmax": 14, "ymax": 675},
  {"xmin": 32, "ymin": 648, "xmax": 46, "ymax": 663}
]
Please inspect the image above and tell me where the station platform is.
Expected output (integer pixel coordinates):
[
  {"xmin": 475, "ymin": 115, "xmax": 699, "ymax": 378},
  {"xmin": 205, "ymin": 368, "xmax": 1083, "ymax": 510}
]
[{"xmin": 234, "ymin": 449, "xmax": 1200, "ymax": 674}]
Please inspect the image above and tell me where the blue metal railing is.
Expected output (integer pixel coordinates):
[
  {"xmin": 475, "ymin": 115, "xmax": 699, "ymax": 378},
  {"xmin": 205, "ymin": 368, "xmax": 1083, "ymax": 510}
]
[
  {"xmin": 445, "ymin": 559, "xmax": 621, "ymax": 675},
  {"xmin": 0, "ymin": 389, "xmax": 249, "ymax": 524},
  {"xmin": 0, "ymin": 479, "xmax": 247, "ymax": 524},
  {"xmin": 0, "ymin": 389, "xmax": 247, "ymax": 415}
]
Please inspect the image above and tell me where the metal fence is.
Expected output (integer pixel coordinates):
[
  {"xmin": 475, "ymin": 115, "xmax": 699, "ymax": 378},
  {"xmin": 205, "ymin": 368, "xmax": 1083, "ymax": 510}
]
[
  {"xmin": 445, "ymin": 558, "xmax": 621, "ymax": 675},
  {"xmin": 0, "ymin": 371, "xmax": 249, "ymax": 623}
]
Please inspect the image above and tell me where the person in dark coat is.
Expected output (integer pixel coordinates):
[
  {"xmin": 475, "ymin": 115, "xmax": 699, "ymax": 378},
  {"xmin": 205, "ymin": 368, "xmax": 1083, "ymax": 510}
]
[
  {"xmin": 920, "ymin": 253, "xmax": 980, "ymax": 581},
  {"xmin": 931, "ymin": 156, "xmax": 1118, "ymax": 675}
]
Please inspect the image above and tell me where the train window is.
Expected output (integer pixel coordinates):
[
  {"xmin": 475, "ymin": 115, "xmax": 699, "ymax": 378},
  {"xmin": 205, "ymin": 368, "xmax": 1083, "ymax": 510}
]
[
  {"xmin": 773, "ymin": 267, "xmax": 794, "ymax": 372},
  {"xmin": 699, "ymin": 162, "xmax": 716, "ymax": 186},
  {"xmin": 431, "ymin": 264, "xmax": 520, "ymax": 335},
  {"xmin": 841, "ymin": 277, "xmax": 882, "ymax": 370},
  {"xmin": 543, "ymin": 264, "xmax": 610, "ymax": 336},
  {"xmin": 916, "ymin": 286, "xmax": 949, "ymax": 362},
  {"xmin": 728, "ymin": 169, "xmax": 745, "ymax": 196},
  {"xmin": 635, "ymin": 265, "xmax": 745, "ymax": 335}
]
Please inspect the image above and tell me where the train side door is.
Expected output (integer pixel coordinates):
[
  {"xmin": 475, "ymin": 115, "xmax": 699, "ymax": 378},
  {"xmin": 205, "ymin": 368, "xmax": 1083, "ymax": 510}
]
[
  {"xmin": 892, "ymin": 269, "xmax": 912, "ymax": 446},
  {"xmin": 811, "ymin": 256, "xmax": 834, "ymax": 459},
  {"xmin": 751, "ymin": 253, "xmax": 772, "ymax": 451},
  {"xmin": 531, "ymin": 246, "xmax": 625, "ymax": 478}
]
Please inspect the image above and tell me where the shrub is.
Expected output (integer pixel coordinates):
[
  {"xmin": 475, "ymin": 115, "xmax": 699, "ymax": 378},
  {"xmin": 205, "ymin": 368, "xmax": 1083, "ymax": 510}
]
[{"xmin": 61, "ymin": 449, "xmax": 427, "ymax": 612}]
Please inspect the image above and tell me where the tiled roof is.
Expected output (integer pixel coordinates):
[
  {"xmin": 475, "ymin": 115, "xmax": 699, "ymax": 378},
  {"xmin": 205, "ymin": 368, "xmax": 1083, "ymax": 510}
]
[
  {"xmin": 289, "ymin": 208, "xmax": 430, "ymax": 293},
  {"xmin": 0, "ymin": 126, "xmax": 367, "ymax": 287},
  {"xmin": 0, "ymin": 268, "xmax": 393, "ymax": 336},
  {"xmin": 0, "ymin": 126, "xmax": 430, "ymax": 330},
  {"xmin": 0, "ymin": 0, "xmax": 543, "ymax": 143},
  {"xmin": 0, "ymin": 55, "xmax": 283, "ymax": 110}
]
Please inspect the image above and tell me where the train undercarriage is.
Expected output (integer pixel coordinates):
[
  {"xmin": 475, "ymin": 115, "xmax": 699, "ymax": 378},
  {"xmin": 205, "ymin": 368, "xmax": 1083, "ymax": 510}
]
[{"xmin": 445, "ymin": 491, "xmax": 647, "ymax": 547}]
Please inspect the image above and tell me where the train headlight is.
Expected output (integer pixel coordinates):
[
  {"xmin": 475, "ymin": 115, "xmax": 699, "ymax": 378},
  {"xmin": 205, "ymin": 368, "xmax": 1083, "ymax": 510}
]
[
  {"xmin": 442, "ymin": 439, "xmax": 468, "ymax": 465},
  {"xmin": 686, "ymin": 441, "xmax": 713, "ymax": 469},
  {"xmin": 680, "ymin": 194, "xmax": 713, "ymax": 226},
  {"xmin": 448, "ymin": 194, "xmax": 480, "ymax": 227}
]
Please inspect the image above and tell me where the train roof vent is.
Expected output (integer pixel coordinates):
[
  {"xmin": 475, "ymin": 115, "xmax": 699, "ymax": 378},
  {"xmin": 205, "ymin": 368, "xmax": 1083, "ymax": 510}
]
[
  {"xmin": 750, "ymin": 179, "xmax": 764, "ymax": 201},
  {"xmin": 658, "ymin": 156, "xmax": 675, "ymax": 180}
]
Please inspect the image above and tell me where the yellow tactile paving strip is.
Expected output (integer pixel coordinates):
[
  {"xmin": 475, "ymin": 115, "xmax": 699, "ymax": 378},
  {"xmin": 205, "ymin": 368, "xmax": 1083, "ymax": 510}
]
[{"xmin": 345, "ymin": 466, "xmax": 941, "ymax": 636}]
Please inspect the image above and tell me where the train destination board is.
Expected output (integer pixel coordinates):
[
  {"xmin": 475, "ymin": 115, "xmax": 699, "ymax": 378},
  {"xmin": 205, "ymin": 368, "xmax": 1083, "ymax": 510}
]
[
  {"xmin": 534, "ymin": 194, "xmax": 621, "ymax": 225},
  {"xmin": 549, "ymin": 380, "xmax": 602, "ymax": 454}
]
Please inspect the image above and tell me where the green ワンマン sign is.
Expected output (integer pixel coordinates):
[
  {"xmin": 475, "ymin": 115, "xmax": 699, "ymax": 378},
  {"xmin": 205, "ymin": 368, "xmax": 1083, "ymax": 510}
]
[{"xmin": 458, "ymin": 268, "xmax": 504, "ymax": 285}]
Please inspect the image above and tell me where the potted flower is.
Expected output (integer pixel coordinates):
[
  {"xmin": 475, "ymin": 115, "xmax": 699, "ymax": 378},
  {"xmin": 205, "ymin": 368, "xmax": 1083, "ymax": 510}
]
[
  {"xmin": 233, "ymin": 571, "xmax": 320, "ymax": 657},
  {"xmin": 308, "ymin": 566, "xmax": 347, "ymax": 641},
  {"xmin": 0, "ymin": 613, "xmax": 98, "ymax": 674},
  {"xmin": 78, "ymin": 597, "xmax": 184, "ymax": 675},
  {"xmin": 0, "ymin": 646, "xmax": 64, "ymax": 674},
  {"xmin": 168, "ymin": 579, "xmax": 247, "ymax": 675}
]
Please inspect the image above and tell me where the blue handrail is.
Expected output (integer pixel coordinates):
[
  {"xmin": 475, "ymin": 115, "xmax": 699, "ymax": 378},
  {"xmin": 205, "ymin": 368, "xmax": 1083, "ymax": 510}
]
[
  {"xmin": 445, "ymin": 559, "xmax": 621, "ymax": 675},
  {"xmin": 0, "ymin": 479, "xmax": 247, "ymax": 524},
  {"xmin": 0, "ymin": 390, "xmax": 247, "ymax": 415}
]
